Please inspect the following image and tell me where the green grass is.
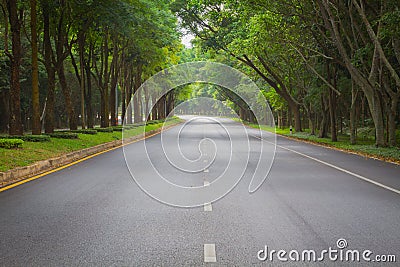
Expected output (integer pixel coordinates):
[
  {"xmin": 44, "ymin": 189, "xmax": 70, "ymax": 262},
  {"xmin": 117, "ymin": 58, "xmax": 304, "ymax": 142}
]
[
  {"xmin": 0, "ymin": 117, "xmax": 182, "ymax": 172},
  {"xmin": 243, "ymin": 122, "xmax": 400, "ymax": 163}
]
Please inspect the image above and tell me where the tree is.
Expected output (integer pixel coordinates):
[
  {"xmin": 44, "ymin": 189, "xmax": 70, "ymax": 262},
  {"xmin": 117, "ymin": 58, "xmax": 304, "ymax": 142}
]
[
  {"xmin": 31, "ymin": 0, "xmax": 40, "ymax": 134},
  {"xmin": 6, "ymin": 0, "xmax": 23, "ymax": 135}
]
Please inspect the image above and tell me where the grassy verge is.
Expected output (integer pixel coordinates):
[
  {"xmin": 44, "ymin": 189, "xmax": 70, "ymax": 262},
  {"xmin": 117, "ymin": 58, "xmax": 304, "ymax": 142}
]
[
  {"xmin": 0, "ymin": 117, "xmax": 182, "ymax": 172},
  {"xmin": 243, "ymin": 121, "xmax": 400, "ymax": 164}
]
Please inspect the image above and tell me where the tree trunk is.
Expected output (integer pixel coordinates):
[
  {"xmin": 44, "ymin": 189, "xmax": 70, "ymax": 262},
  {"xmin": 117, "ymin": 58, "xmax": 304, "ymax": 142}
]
[
  {"xmin": 365, "ymin": 92, "xmax": 385, "ymax": 146},
  {"xmin": 157, "ymin": 96, "xmax": 166, "ymax": 120},
  {"xmin": 44, "ymin": 70, "xmax": 55, "ymax": 134},
  {"xmin": 43, "ymin": 4, "xmax": 55, "ymax": 133},
  {"xmin": 85, "ymin": 63, "xmax": 94, "ymax": 128},
  {"xmin": 31, "ymin": 0, "xmax": 40, "ymax": 134},
  {"xmin": 144, "ymin": 84, "xmax": 150, "ymax": 120},
  {"xmin": 121, "ymin": 81, "xmax": 126, "ymax": 123},
  {"xmin": 277, "ymin": 110, "xmax": 282, "ymax": 129},
  {"xmin": 0, "ymin": 91, "xmax": 10, "ymax": 133},
  {"xmin": 151, "ymin": 94, "xmax": 158, "ymax": 120},
  {"xmin": 57, "ymin": 63, "xmax": 78, "ymax": 130},
  {"xmin": 328, "ymin": 63, "xmax": 337, "ymax": 142},
  {"xmin": 349, "ymin": 81, "xmax": 358, "ymax": 145},
  {"xmin": 133, "ymin": 93, "xmax": 142, "ymax": 123},
  {"xmin": 109, "ymin": 38, "xmax": 119, "ymax": 126},
  {"xmin": 133, "ymin": 64, "xmax": 142, "ymax": 123},
  {"xmin": 7, "ymin": 0, "xmax": 23, "ymax": 135},
  {"xmin": 78, "ymin": 33, "xmax": 86, "ymax": 129},
  {"xmin": 98, "ymin": 31, "xmax": 110, "ymax": 127},
  {"xmin": 166, "ymin": 91, "xmax": 174, "ymax": 118},
  {"xmin": 125, "ymin": 71, "xmax": 133, "ymax": 124},
  {"xmin": 388, "ymin": 97, "xmax": 398, "ymax": 147},
  {"xmin": 100, "ymin": 91, "xmax": 107, "ymax": 127},
  {"xmin": 319, "ymin": 95, "xmax": 329, "ymax": 138},
  {"xmin": 290, "ymin": 103, "xmax": 302, "ymax": 132},
  {"xmin": 329, "ymin": 88, "xmax": 337, "ymax": 142}
]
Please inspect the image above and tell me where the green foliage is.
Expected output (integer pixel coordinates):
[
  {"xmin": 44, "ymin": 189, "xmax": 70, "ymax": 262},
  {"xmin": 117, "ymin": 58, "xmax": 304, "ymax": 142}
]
[
  {"xmin": 0, "ymin": 139, "xmax": 24, "ymax": 149},
  {"xmin": 95, "ymin": 127, "xmax": 114, "ymax": 133},
  {"xmin": 71, "ymin": 129, "xmax": 98, "ymax": 135},
  {"xmin": 112, "ymin": 126, "xmax": 124, "ymax": 132},
  {"xmin": 48, "ymin": 133, "xmax": 79, "ymax": 139},
  {"xmin": 0, "ymin": 135, "xmax": 51, "ymax": 142}
]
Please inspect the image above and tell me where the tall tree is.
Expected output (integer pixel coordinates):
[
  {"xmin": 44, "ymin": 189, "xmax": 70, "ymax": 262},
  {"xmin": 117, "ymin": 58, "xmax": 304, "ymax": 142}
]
[
  {"xmin": 31, "ymin": 0, "xmax": 40, "ymax": 134},
  {"xmin": 6, "ymin": 0, "xmax": 23, "ymax": 135}
]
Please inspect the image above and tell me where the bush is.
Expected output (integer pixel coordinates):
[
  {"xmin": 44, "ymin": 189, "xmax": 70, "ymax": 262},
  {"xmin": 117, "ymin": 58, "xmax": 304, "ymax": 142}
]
[
  {"xmin": 112, "ymin": 126, "xmax": 124, "ymax": 132},
  {"xmin": 124, "ymin": 124, "xmax": 139, "ymax": 129},
  {"xmin": 96, "ymin": 127, "xmax": 114, "ymax": 133},
  {"xmin": 111, "ymin": 125, "xmax": 136, "ymax": 131},
  {"xmin": 358, "ymin": 127, "xmax": 375, "ymax": 140},
  {"xmin": 71, "ymin": 129, "xmax": 98, "ymax": 135},
  {"xmin": 0, "ymin": 138, "xmax": 24, "ymax": 149},
  {"xmin": 24, "ymin": 135, "xmax": 51, "ymax": 142},
  {"xmin": 0, "ymin": 135, "xmax": 51, "ymax": 142},
  {"xmin": 48, "ymin": 132, "xmax": 79, "ymax": 139}
]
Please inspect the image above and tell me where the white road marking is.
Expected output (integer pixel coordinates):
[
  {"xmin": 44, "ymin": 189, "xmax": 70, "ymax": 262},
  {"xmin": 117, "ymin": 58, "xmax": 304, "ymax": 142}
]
[
  {"xmin": 204, "ymin": 244, "xmax": 216, "ymax": 262},
  {"xmin": 204, "ymin": 181, "xmax": 210, "ymax": 187},
  {"xmin": 253, "ymin": 135, "xmax": 400, "ymax": 195},
  {"xmin": 204, "ymin": 169, "xmax": 209, "ymax": 173},
  {"xmin": 204, "ymin": 202, "xmax": 212, "ymax": 211},
  {"xmin": 203, "ymin": 159, "xmax": 208, "ymax": 163}
]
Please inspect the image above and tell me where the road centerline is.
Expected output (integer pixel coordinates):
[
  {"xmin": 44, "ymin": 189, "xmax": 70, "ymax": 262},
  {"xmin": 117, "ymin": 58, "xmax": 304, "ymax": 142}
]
[
  {"xmin": 204, "ymin": 202, "xmax": 212, "ymax": 211},
  {"xmin": 204, "ymin": 244, "xmax": 216, "ymax": 262}
]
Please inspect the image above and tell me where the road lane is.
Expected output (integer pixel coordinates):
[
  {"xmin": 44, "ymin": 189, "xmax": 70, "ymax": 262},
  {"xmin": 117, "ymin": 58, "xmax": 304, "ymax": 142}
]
[{"xmin": 0, "ymin": 117, "xmax": 399, "ymax": 266}]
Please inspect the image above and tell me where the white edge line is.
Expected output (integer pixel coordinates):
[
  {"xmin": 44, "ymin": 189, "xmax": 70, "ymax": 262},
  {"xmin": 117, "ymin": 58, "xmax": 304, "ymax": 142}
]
[{"xmin": 253, "ymin": 135, "xmax": 400, "ymax": 195}]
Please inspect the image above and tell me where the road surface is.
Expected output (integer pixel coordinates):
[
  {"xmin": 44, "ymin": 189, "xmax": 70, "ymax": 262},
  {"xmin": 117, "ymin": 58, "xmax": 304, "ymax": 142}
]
[{"xmin": 0, "ymin": 117, "xmax": 399, "ymax": 266}]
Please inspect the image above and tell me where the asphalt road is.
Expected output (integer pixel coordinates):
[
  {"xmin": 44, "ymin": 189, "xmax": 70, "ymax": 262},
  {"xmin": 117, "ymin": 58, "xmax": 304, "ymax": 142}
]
[{"xmin": 0, "ymin": 116, "xmax": 399, "ymax": 266}]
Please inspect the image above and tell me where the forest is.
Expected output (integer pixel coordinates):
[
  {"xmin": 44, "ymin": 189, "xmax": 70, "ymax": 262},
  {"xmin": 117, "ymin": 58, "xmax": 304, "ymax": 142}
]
[
  {"xmin": 0, "ymin": 0, "xmax": 180, "ymax": 135},
  {"xmin": 1, "ymin": 0, "xmax": 400, "ymax": 148}
]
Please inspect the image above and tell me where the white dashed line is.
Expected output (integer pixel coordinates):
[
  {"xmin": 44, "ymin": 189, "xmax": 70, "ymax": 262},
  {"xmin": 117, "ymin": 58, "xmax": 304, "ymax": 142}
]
[{"xmin": 204, "ymin": 244, "xmax": 216, "ymax": 262}]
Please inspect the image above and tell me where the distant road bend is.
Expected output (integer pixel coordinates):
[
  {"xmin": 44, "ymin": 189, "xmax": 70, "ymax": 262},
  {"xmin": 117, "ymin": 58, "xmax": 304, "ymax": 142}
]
[{"xmin": 0, "ymin": 116, "xmax": 399, "ymax": 266}]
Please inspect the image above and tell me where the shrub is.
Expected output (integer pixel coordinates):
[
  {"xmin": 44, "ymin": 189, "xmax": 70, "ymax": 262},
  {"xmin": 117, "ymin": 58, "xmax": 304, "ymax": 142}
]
[
  {"xmin": 112, "ymin": 126, "xmax": 124, "ymax": 132},
  {"xmin": 112, "ymin": 125, "xmax": 137, "ymax": 131},
  {"xmin": 0, "ymin": 135, "xmax": 51, "ymax": 142},
  {"xmin": 124, "ymin": 125, "xmax": 138, "ymax": 129},
  {"xmin": 96, "ymin": 127, "xmax": 113, "ymax": 133},
  {"xmin": 24, "ymin": 135, "xmax": 51, "ymax": 142},
  {"xmin": 48, "ymin": 132, "xmax": 79, "ymax": 139},
  {"xmin": 71, "ymin": 129, "xmax": 98, "ymax": 135},
  {"xmin": 0, "ymin": 138, "xmax": 24, "ymax": 149}
]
